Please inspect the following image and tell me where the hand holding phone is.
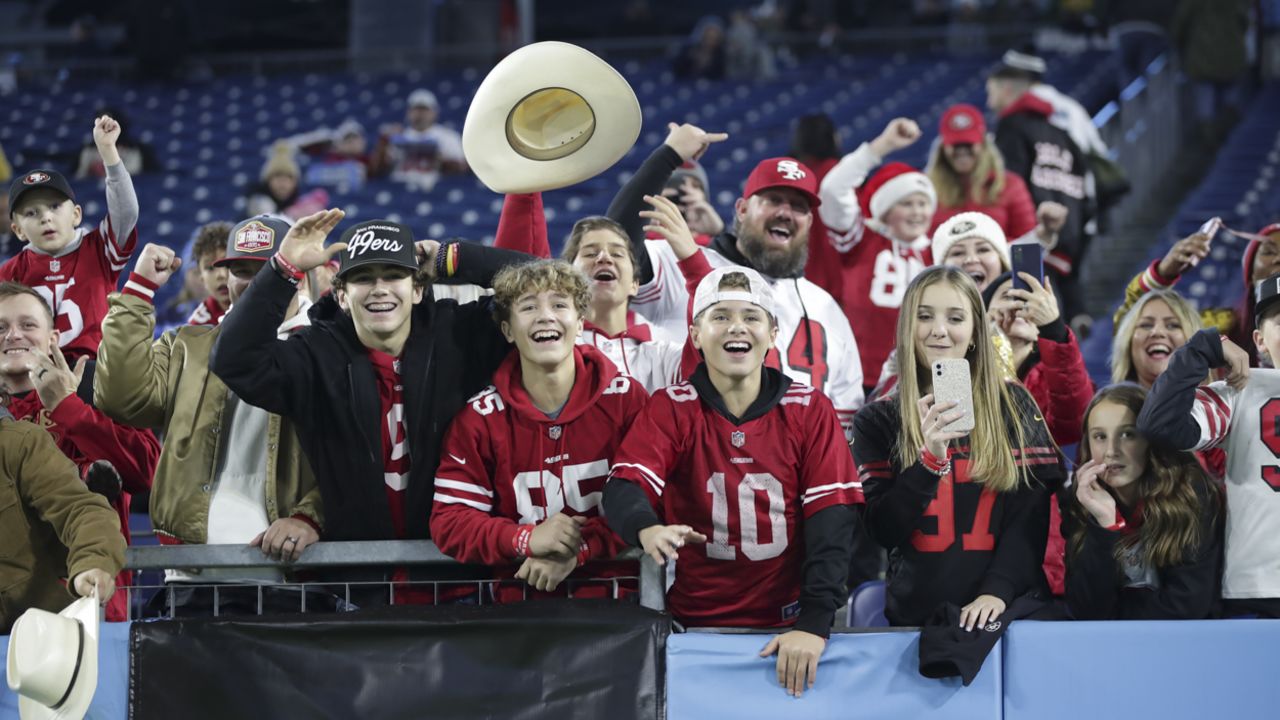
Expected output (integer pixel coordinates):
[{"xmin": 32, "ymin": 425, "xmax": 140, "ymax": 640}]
[
  {"xmin": 1009, "ymin": 238, "xmax": 1044, "ymax": 292},
  {"xmin": 931, "ymin": 359, "xmax": 975, "ymax": 433}
]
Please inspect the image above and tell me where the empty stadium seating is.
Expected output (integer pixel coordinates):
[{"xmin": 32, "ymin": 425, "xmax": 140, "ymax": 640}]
[{"xmin": 0, "ymin": 49, "xmax": 1114, "ymax": 313}]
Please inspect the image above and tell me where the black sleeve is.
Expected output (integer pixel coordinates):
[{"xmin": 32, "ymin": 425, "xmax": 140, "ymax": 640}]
[
  {"xmin": 851, "ymin": 403, "xmax": 944, "ymax": 550},
  {"xmin": 1036, "ymin": 315, "xmax": 1069, "ymax": 344},
  {"xmin": 794, "ymin": 504, "xmax": 856, "ymax": 638},
  {"xmin": 445, "ymin": 242, "xmax": 537, "ymax": 288},
  {"xmin": 1137, "ymin": 329, "xmax": 1223, "ymax": 451},
  {"xmin": 602, "ymin": 479, "xmax": 662, "ymax": 547},
  {"xmin": 209, "ymin": 262, "xmax": 312, "ymax": 418},
  {"xmin": 606, "ymin": 144, "xmax": 683, "ymax": 285},
  {"xmin": 995, "ymin": 125, "xmax": 1031, "ymax": 179},
  {"xmin": 1117, "ymin": 487, "xmax": 1221, "ymax": 620},
  {"xmin": 1063, "ymin": 509, "xmax": 1123, "ymax": 619},
  {"xmin": 978, "ymin": 481, "xmax": 1050, "ymax": 604}
]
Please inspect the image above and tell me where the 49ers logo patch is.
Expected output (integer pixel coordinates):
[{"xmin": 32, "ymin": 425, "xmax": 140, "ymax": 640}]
[
  {"xmin": 23, "ymin": 172, "xmax": 50, "ymax": 185},
  {"xmin": 234, "ymin": 221, "xmax": 276, "ymax": 253},
  {"xmin": 950, "ymin": 220, "xmax": 976, "ymax": 235},
  {"xmin": 775, "ymin": 160, "xmax": 805, "ymax": 181},
  {"xmin": 949, "ymin": 113, "xmax": 974, "ymax": 130}
]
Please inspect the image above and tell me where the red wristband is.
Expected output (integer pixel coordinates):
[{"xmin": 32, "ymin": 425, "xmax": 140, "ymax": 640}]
[
  {"xmin": 576, "ymin": 541, "xmax": 590, "ymax": 567},
  {"xmin": 920, "ymin": 446, "xmax": 948, "ymax": 472},
  {"xmin": 512, "ymin": 524, "xmax": 534, "ymax": 558},
  {"xmin": 1104, "ymin": 511, "xmax": 1127, "ymax": 532},
  {"xmin": 272, "ymin": 254, "xmax": 305, "ymax": 284},
  {"xmin": 122, "ymin": 272, "xmax": 160, "ymax": 302}
]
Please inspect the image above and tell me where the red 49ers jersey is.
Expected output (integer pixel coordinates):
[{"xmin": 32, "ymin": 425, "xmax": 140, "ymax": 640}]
[
  {"xmin": 0, "ymin": 224, "xmax": 137, "ymax": 361},
  {"xmin": 609, "ymin": 379, "xmax": 862, "ymax": 628},
  {"xmin": 431, "ymin": 347, "xmax": 647, "ymax": 566},
  {"xmin": 827, "ymin": 226, "xmax": 930, "ymax": 388}
]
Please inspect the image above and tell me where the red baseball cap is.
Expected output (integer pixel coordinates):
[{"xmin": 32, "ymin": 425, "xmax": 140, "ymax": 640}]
[
  {"xmin": 939, "ymin": 104, "xmax": 986, "ymax": 146},
  {"xmin": 741, "ymin": 157, "xmax": 821, "ymax": 209}
]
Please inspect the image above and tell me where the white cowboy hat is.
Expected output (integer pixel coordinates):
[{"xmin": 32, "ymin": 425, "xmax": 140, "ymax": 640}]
[
  {"xmin": 6, "ymin": 594, "xmax": 99, "ymax": 720},
  {"xmin": 463, "ymin": 41, "xmax": 642, "ymax": 193}
]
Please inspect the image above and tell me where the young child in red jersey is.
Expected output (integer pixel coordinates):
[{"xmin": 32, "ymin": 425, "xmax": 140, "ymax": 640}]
[
  {"xmin": 431, "ymin": 259, "xmax": 647, "ymax": 598},
  {"xmin": 604, "ymin": 265, "xmax": 859, "ymax": 698},
  {"xmin": 4, "ymin": 116, "xmax": 139, "ymax": 361}
]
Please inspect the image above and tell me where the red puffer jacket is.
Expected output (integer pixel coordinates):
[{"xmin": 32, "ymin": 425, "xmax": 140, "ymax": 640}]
[{"xmin": 1021, "ymin": 328, "xmax": 1094, "ymax": 597}]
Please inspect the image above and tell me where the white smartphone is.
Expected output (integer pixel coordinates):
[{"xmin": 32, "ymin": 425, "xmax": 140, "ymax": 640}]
[{"xmin": 932, "ymin": 359, "xmax": 975, "ymax": 433}]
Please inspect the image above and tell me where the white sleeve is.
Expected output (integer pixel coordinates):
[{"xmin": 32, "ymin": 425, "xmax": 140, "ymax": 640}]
[
  {"xmin": 825, "ymin": 310, "xmax": 864, "ymax": 440},
  {"xmin": 630, "ymin": 240, "xmax": 691, "ymax": 343},
  {"xmin": 1190, "ymin": 381, "xmax": 1237, "ymax": 451},
  {"xmin": 818, "ymin": 142, "xmax": 881, "ymax": 251}
]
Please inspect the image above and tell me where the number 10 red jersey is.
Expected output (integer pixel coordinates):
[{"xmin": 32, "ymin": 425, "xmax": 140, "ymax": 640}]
[{"xmin": 608, "ymin": 379, "xmax": 862, "ymax": 628}]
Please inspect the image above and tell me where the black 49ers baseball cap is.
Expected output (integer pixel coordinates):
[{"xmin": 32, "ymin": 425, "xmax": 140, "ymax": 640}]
[
  {"xmin": 335, "ymin": 220, "xmax": 418, "ymax": 278},
  {"xmin": 1255, "ymin": 272, "xmax": 1280, "ymax": 327},
  {"xmin": 8, "ymin": 169, "xmax": 76, "ymax": 216}
]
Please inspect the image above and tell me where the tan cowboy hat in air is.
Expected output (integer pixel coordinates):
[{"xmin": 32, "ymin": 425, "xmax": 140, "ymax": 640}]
[
  {"xmin": 6, "ymin": 594, "xmax": 100, "ymax": 720},
  {"xmin": 463, "ymin": 41, "xmax": 642, "ymax": 193}
]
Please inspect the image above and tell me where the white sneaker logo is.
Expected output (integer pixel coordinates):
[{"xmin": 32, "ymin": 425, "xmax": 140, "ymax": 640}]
[{"xmin": 448, "ymin": 454, "xmax": 467, "ymax": 465}]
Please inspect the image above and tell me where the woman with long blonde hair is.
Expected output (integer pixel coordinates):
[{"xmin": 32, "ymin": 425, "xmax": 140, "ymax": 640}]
[
  {"xmin": 1111, "ymin": 289, "xmax": 1203, "ymax": 388},
  {"xmin": 852, "ymin": 266, "xmax": 1064, "ymax": 628},
  {"xmin": 1063, "ymin": 384, "xmax": 1221, "ymax": 619}
]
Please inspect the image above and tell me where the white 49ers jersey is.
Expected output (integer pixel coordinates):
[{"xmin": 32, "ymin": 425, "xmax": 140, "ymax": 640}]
[
  {"xmin": 631, "ymin": 240, "xmax": 864, "ymax": 437},
  {"xmin": 1190, "ymin": 371, "xmax": 1280, "ymax": 598}
]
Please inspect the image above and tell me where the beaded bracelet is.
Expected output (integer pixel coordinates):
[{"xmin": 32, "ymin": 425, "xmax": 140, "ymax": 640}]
[{"xmin": 434, "ymin": 242, "xmax": 458, "ymax": 279}]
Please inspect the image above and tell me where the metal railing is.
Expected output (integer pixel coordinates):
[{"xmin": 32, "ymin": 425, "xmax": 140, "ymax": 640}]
[{"xmin": 121, "ymin": 541, "xmax": 665, "ymax": 620}]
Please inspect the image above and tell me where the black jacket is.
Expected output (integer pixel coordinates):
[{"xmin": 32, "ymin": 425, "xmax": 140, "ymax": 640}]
[
  {"xmin": 851, "ymin": 384, "xmax": 1062, "ymax": 626},
  {"xmin": 210, "ymin": 243, "xmax": 527, "ymax": 543},
  {"xmin": 994, "ymin": 92, "xmax": 1090, "ymax": 275},
  {"xmin": 1062, "ymin": 478, "xmax": 1221, "ymax": 620}
]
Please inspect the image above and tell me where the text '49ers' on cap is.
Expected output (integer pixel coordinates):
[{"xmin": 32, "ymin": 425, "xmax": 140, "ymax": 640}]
[
  {"xmin": 8, "ymin": 170, "xmax": 76, "ymax": 216},
  {"xmin": 336, "ymin": 220, "xmax": 418, "ymax": 278},
  {"xmin": 741, "ymin": 157, "xmax": 821, "ymax": 209},
  {"xmin": 215, "ymin": 215, "xmax": 293, "ymax": 267}
]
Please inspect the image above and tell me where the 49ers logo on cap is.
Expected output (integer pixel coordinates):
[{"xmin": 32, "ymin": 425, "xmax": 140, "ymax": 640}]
[
  {"xmin": 234, "ymin": 221, "xmax": 276, "ymax": 253},
  {"xmin": 950, "ymin": 220, "xmax": 977, "ymax": 235},
  {"xmin": 23, "ymin": 172, "xmax": 50, "ymax": 185},
  {"xmin": 776, "ymin": 160, "xmax": 806, "ymax": 181},
  {"xmin": 949, "ymin": 113, "xmax": 974, "ymax": 130}
]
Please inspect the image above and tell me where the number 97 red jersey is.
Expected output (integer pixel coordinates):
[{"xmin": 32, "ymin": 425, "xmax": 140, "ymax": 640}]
[{"xmin": 608, "ymin": 377, "xmax": 862, "ymax": 629}]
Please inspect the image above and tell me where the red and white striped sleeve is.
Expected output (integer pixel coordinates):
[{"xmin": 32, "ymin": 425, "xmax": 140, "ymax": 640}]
[
  {"xmin": 1190, "ymin": 383, "xmax": 1235, "ymax": 451},
  {"xmin": 429, "ymin": 407, "xmax": 522, "ymax": 565}
]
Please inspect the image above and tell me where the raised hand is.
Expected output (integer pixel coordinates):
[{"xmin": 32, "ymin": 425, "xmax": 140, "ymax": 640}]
[
  {"xmin": 30, "ymin": 341, "xmax": 87, "ymax": 411},
  {"xmin": 673, "ymin": 177, "xmax": 725, "ymax": 236},
  {"xmin": 663, "ymin": 122, "xmax": 729, "ymax": 162},
  {"xmin": 1157, "ymin": 230, "xmax": 1212, "ymax": 279},
  {"xmin": 917, "ymin": 394, "xmax": 967, "ymax": 459},
  {"xmin": 277, "ymin": 208, "xmax": 347, "ymax": 272},
  {"xmin": 1219, "ymin": 336, "xmax": 1251, "ymax": 390},
  {"xmin": 637, "ymin": 523, "xmax": 707, "ymax": 564},
  {"xmin": 1004, "ymin": 273, "xmax": 1060, "ymax": 328},
  {"xmin": 640, "ymin": 194, "xmax": 699, "ymax": 260},
  {"xmin": 134, "ymin": 243, "xmax": 183, "ymax": 287},
  {"xmin": 93, "ymin": 115, "xmax": 123, "ymax": 166},
  {"xmin": 870, "ymin": 117, "xmax": 922, "ymax": 157},
  {"xmin": 1074, "ymin": 458, "xmax": 1117, "ymax": 527},
  {"xmin": 1033, "ymin": 201, "xmax": 1068, "ymax": 249}
]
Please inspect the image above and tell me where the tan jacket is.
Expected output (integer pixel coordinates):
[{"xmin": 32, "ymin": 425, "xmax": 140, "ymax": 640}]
[
  {"xmin": 0, "ymin": 415, "xmax": 125, "ymax": 632},
  {"xmin": 94, "ymin": 293, "xmax": 322, "ymax": 544}
]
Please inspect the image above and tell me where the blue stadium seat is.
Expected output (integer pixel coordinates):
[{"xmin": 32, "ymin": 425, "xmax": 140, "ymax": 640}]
[{"xmin": 847, "ymin": 580, "xmax": 888, "ymax": 628}]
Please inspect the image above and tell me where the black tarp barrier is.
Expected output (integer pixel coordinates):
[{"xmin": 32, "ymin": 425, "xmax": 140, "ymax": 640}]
[{"xmin": 129, "ymin": 599, "xmax": 668, "ymax": 720}]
